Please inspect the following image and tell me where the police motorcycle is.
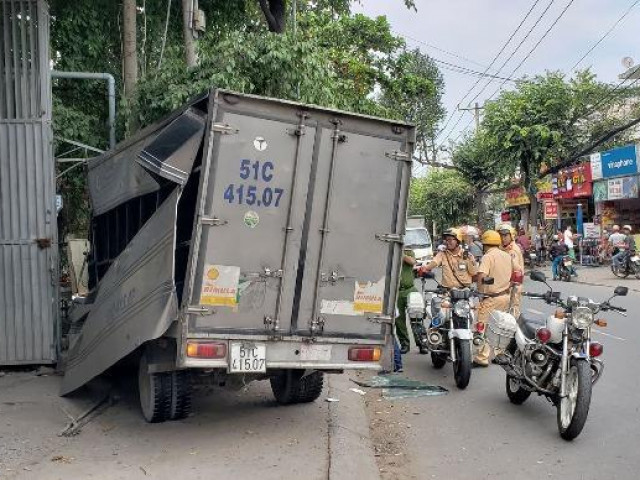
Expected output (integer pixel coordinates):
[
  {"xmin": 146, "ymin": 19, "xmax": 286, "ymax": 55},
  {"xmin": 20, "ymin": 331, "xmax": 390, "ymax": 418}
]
[
  {"xmin": 611, "ymin": 250, "xmax": 640, "ymax": 279},
  {"xmin": 407, "ymin": 271, "xmax": 484, "ymax": 389},
  {"xmin": 488, "ymin": 270, "xmax": 628, "ymax": 440},
  {"xmin": 558, "ymin": 255, "xmax": 574, "ymax": 282}
]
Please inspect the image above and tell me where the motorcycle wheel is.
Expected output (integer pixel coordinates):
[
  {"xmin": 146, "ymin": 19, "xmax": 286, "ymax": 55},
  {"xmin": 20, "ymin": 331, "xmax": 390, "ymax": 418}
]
[
  {"xmin": 557, "ymin": 359, "xmax": 592, "ymax": 441},
  {"xmin": 633, "ymin": 263, "xmax": 640, "ymax": 280},
  {"xmin": 611, "ymin": 264, "xmax": 629, "ymax": 279},
  {"xmin": 431, "ymin": 351, "xmax": 447, "ymax": 369},
  {"xmin": 453, "ymin": 339, "xmax": 471, "ymax": 390},
  {"xmin": 505, "ymin": 374, "xmax": 531, "ymax": 405}
]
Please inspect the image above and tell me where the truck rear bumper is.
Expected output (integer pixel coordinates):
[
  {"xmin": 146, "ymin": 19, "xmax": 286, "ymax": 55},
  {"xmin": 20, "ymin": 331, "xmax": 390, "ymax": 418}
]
[{"xmin": 177, "ymin": 336, "xmax": 384, "ymax": 372}]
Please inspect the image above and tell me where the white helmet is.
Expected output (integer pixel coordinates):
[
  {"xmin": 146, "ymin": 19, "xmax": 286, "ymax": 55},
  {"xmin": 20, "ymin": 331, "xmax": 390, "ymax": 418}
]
[
  {"xmin": 552, "ymin": 234, "xmax": 559, "ymax": 241},
  {"xmin": 623, "ymin": 225, "xmax": 632, "ymax": 232}
]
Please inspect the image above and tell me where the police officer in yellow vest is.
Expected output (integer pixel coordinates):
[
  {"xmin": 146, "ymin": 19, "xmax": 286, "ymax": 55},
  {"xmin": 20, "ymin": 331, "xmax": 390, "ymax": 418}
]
[
  {"xmin": 474, "ymin": 230, "xmax": 514, "ymax": 366},
  {"xmin": 417, "ymin": 228, "xmax": 477, "ymax": 288},
  {"xmin": 497, "ymin": 224, "xmax": 524, "ymax": 318}
]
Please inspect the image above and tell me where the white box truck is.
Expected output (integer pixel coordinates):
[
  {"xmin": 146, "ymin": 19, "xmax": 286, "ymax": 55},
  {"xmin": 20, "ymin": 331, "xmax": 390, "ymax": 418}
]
[{"xmin": 61, "ymin": 90, "xmax": 415, "ymax": 422}]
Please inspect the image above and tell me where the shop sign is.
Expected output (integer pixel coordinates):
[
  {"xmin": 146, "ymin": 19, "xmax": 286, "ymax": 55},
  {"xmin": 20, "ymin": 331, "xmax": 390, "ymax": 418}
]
[
  {"xmin": 543, "ymin": 201, "xmax": 558, "ymax": 220},
  {"xmin": 583, "ymin": 222, "xmax": 601, "ymax": 239},
  {"xmin": 593, "ymin": 181, "xmax": 608, "ymax": 202},
  {"xmin": 535, "ymin": 176, "xmax": 553, "ymax": 200},
  {"xmin": 592, "ymin": 144, "xmax": 639, "ymax": 179},
  {"xmin": 552, "ymin": 162, "xmax": 592, "ymax": 199},
  {"xmin": 607, "ymin": 175, "xmax": 639, "ymax": 200},
  {"xmin": 505, "ymin": 186, "xmax": 530, "ymax": 206}
]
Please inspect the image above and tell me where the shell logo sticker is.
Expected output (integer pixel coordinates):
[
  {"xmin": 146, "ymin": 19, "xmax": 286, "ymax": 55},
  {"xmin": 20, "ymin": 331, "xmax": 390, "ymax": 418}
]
[{"xmin": 207, "ymin": 267, "xmax": 220, "ymax": 280}]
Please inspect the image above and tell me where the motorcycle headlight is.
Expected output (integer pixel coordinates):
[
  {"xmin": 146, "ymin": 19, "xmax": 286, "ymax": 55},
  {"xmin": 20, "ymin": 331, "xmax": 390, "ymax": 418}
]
[
  {"xmin": 572, "ymin": 306, "xmax": 593, "ymax": 329},
  {"xmin": 454, "ymin": 300, "xmax": 471, "ymax": 318}
]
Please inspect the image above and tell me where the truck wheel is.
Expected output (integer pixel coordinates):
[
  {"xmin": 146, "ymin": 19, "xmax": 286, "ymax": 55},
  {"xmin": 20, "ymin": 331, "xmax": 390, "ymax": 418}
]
[
  {"xmin": 169, "ymin": 371, "xmax": 192, "ymax": 421},
  {"xmin": 138, "ymin": 351, "xmax": 171, "ymax": 423},
  {"xmin": 270, "ymin": 370, "xmax": 324, "ymax": 404}
]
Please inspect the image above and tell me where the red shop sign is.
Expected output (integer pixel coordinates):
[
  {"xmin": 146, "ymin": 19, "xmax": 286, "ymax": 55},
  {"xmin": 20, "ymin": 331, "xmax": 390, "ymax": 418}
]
[
  {"xmin": 553, "ymin": 163, "xmax": 592, "ymax": 199},
  {"xmin": 544, "ymin": 201, "xmax": 558, "ymax": 220}
]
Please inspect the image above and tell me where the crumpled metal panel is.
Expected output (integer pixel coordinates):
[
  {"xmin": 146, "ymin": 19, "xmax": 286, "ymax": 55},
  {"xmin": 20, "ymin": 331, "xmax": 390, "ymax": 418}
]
[
  {"xmin": 61, "ymin": 190, "xmax": 180, "ymax": 395},
  {"xmin": 88, "ymin": 109, "xmax": 205, "ymax": 215},
  {"xmin": 136, "ymin": 108, "xmax": 205, "ymax": 185}
]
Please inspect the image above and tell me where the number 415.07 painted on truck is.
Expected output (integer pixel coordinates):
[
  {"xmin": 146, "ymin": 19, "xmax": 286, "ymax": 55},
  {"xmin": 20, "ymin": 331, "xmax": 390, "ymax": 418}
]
[{"xmin": 223, "ymin": 159, "xmax": 284, "ymax": 207}]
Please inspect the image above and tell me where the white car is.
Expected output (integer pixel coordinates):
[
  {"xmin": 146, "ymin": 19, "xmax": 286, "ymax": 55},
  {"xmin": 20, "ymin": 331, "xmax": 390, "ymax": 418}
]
[{"xmin": 405, "ymin": 227, "xmax": 433, "ymax": 264}]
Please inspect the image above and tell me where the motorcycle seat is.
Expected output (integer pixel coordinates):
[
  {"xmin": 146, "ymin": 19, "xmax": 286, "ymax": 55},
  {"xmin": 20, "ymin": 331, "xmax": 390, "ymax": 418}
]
[{"xmin": 517, "ymin": 314, "xmax": 545, "ymax": 340}]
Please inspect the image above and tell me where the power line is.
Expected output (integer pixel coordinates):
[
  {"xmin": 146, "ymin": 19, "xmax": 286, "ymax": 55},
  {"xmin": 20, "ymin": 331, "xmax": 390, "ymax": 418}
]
[
  {"xmin": 486, "ymin": 0, "xmax": 576, "ymax": 100},
  {"xmin": 437, "ymin": 0, "xmax": 552, "ymax": 145},
  {"xmin": 401, "ymin": 33, "xmax": 491, "ymax": 71},
  {"xmin": 571, "ymin": 0, "xmax": 640, "ymax": 71},
  {"xmin": 433, "ymin": 58, "xmax": 517, "ymax": 83}
]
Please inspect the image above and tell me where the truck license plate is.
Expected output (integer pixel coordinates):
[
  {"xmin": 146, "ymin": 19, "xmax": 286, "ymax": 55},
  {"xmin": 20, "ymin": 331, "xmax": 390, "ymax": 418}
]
[{"xmin": 230, "ymin": 343, "xmax": 266, "ymax": 373}]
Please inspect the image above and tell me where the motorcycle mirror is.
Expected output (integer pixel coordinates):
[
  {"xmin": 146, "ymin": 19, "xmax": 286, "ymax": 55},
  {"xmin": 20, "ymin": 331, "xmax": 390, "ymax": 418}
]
[
  {"xmin": 482, "ymin": 276, "xmax": 494, "ymax": 285},
  {"xmin": 420, "ymin": 271, "xmax": 435, "ymax": 279},
  {"xmin": 530, "ymin": 271, "xmax": 546, "ymax": 283},
  {"xmin": 614, "ymin": 286, "xmax": 629, "ymax": 297}
]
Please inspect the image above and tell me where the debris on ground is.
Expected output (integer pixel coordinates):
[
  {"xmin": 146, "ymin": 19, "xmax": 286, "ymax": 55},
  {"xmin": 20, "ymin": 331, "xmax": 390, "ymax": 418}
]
[
  {"xmin": 59, "ymin": 392, "xmax": 117, "ymax": 437},
  {"xmin": 325, "ymin": 397, "xmax": 340, "ymax": 403},
  {"xmin": 352, "ymin": 375, "xmax": 448, "ymax": 400},
  {"xmin": 34, "ymin": 366, "xmax": 57, "ymax": 377},
  {"xmin": 349, "ymin": 388, "xmax": 366, "ymax": 396}
]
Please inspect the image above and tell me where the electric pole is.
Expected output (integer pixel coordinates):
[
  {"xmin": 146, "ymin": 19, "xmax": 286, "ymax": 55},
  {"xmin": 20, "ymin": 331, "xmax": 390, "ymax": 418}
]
[{"xmin": 458, "ymin": 102, "xmax": 484, "ymax": 132}]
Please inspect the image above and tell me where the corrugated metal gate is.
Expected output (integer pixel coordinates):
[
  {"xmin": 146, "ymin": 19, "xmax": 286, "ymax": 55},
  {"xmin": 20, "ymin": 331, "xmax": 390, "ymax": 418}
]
[{"xmin": 0, "ymin": 0, "xmax": 57, "ymax": 364}]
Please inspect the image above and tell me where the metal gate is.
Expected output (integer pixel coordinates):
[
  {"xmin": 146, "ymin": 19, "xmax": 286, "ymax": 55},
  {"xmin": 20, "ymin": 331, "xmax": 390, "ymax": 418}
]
[{"xmin": 0, "ymin": 0, "xmax": 57, "ymax": 364}]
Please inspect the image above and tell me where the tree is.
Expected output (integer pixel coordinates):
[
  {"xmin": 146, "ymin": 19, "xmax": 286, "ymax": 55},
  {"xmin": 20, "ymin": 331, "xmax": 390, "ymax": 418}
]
[
  {"xmin": 480, "ymin": 70, "xmax": 638, "ymax": 227},
  {"xmin": 123, "ymin": 0, "xmax": 138, "ymax": 100},
  {"xmin": 381, "ymin": 48, "xmax": 445, "ymax": 162},
  {"xmin": 452, "ymin": 131, "xmax": 510, "ymax": 226},
  {"xmin": 409, "ymin": 170, "xmax": 475, "ymax": 234}
]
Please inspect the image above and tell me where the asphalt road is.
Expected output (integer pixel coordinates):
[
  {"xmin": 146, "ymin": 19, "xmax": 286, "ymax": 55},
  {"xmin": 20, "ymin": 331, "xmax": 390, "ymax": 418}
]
[{"xmin": 389, "ymin": 277, "xmax": 640, "ymax": 480}]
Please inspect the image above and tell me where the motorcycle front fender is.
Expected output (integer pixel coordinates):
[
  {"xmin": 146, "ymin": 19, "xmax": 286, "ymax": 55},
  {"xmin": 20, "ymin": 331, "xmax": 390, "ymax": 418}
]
[{"xmin": 450, "ymin": 329, "xmax": 473, "ymax": 340}]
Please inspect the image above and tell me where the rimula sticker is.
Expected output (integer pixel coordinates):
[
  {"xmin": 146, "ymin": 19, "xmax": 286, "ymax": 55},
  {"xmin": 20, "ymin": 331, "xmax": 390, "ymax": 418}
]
[
  {"xmin": 353, "ymin": 278, "xmax": 385, "ymax": 314},
  {"xmin": 200, "ymin": 265, "xmax": 241, "ymax": 307}
]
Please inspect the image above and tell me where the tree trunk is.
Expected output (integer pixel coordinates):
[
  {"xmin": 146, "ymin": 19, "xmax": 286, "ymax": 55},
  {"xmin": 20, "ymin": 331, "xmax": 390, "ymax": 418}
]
[
  {"xmin": 181, "ymin": 0, "xmax": 198, "ymax": 67},
  {"xmin": 258, "ymin": 0, "xmax": 286, "ymax": 33},
  {"xmin": 123, "ymin": 0, "xmax": 138, "ymax": 100},
  {"xmin": 528, "ymin": 192, "xmax": 538, "ymax": 230}
]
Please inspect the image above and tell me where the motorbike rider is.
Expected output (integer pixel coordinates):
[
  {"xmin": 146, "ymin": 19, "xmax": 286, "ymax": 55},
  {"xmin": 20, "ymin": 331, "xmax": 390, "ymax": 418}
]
[
  {"xmin": 613, "ymin": 225, "xmax": 636, "ymax": 270},
  {"xmin": 416, "ymin": 228, "xmax": 477, "ymax": 289},
  {"xmin": 396, "ymin": 247, "xmax": 417, "ymax": 354},
  {"xmin": 608, "ymin": 225, "xmax": 625, "ymax": 257},
  {"xmin": 474, "ymin": 230, "xmax": 514, "ymax": 366},
  {"xmin": 497, "ymin": 224, "xmax": 524, "ymax": 317},
  {"xmin": 550, "ymin": 234, "xmax": 569, "ymax": 280}
]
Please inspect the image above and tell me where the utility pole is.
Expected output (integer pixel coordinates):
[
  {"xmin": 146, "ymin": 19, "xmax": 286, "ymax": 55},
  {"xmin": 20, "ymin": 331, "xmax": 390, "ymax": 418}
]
[{"xmin": 458, "ymin": 102, "xmax": 484, "ymax": 131}]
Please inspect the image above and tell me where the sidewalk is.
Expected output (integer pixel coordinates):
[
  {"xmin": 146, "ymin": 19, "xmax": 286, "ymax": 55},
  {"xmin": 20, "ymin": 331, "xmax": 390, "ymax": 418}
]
[{"xmin": 534, "ymin": 263, "xmax": 640, "ymax": 292}]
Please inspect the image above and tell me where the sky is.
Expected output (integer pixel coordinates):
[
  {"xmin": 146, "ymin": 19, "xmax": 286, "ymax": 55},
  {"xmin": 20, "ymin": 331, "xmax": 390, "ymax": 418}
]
[{"xmin": 355, "ymin": 0, "xmax": 640, "ymax": 157}]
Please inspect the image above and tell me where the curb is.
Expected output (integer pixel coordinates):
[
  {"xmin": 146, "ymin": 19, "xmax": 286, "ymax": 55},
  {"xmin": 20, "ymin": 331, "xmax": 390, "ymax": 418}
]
[{"xmin": 327, "ymin": 373, "xmax": 380, "ymax": 480}]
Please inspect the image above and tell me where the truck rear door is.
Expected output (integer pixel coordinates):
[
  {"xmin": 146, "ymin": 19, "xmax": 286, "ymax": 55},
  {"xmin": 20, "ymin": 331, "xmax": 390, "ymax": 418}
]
[{"xmin": 184, "ymin": 102, "xmax": 315, "ymax": 336}]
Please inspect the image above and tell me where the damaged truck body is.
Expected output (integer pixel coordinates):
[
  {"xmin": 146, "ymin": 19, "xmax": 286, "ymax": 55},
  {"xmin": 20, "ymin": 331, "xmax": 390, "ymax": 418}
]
[{"xmin": 62, "ymin": 90, "xmax": 414, "ymax": 422}]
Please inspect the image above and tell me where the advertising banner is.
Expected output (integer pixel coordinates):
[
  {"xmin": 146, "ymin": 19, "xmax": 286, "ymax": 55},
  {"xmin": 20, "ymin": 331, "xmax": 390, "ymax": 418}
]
[
  {"xmin": 552, "ymin": 162, "xmax": 592, "ymax": 199},
  {"xmin": 599, "ymin": 144, "xmax": 638, "ymax": 179},
  {"xmin": 607, "ymin": 175, "xmax": 639, "ymax": 200},
  {"xmin": 543, "ymin": 201, "xmax": 558, "ymax": 220},
  {"xmin": 593, "ymin": 181, "xmax": 608, "ymax": 202},
  {"xmin": 505, "ymin": 186, "xmax": 530, "ymax": 206},
  {"xmin": 583, "ymin": 222, "xmax": 601, "ymax": 239}
]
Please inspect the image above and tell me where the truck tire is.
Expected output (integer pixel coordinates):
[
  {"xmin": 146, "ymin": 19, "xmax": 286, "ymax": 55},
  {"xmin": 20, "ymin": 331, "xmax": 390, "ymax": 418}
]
[
  {"xmin": 169, "ymin": 370, "xmax": 192, "ymax": 421},
  {"xmin": 270, "ymin": 370, "xmax": 324, "ymax": 405},
  {"xmin": 138, "ymin": 351, "xmax": 171, "ymax": 423}
]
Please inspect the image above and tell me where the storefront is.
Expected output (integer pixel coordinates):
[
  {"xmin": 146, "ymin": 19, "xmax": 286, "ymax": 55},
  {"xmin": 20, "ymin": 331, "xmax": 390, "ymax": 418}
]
[
  {"xmin": 551, "ymin": 162, "xmax": 594, "ymax": 229},
  {"xmin": 591, "ymin": 144, "xmax": 640, "ymax": 233},
  {"xmin": 504, "ymin": 185, "xmax": 530, "ymax": 228}
]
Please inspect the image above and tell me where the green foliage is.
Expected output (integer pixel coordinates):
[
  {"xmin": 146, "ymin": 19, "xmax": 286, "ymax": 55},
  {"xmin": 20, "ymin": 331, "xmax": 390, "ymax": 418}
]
[
  {"xmin": 409, "ymin": 170, "xmax": 475, "ymax": 232},
  {"xmin": 452, "ymin": 130, "xmax": 510, "ymax": 192}
]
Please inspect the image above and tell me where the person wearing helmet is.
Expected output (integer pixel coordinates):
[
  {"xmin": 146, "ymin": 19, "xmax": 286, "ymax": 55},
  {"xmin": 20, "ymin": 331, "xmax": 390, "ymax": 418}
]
[
  {"xmin": 549, "ymin": 234, "xmax": 569, "ymax": 280},
  {"xmin": 416, "ymin": 228, "xmax": 477, "ymax": 289},
  {"xmin": 474, "ymin": 230, "xmax": 514, "ymax": 366},
  {"xmin": 497, "ymin": 224, "xmax": 524, "ymax": 317},
  {"xmin": 608, "ymin": 224, "xmax": 625, "ymax": 257},
  {"xmin": 613, "ymin": 225, "xmax": 636, "ymax": 271}
]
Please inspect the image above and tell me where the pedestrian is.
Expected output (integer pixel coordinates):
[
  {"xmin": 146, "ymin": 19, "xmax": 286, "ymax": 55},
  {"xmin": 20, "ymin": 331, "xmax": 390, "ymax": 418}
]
[
  {"xmin": 497, "ymin": 224, "xmax": 524, "ymax": 318},
  {"xmin": 474, "ymin": 230, "xmax": 514, "ymax": 367},
  {"xmin": 417, "ymin": 227, "xmax": 477, "ymax": 289},
  {"xmin": 549, "ymin": 234, "xmax": 569, "ymax": 280},
  {"xmin": 396, "ymin": 247, "xmax": 417, "ymax": 354},
  {"xmin": 533, "ymin": 227, "xmax": 546, "ymax": 264},
  {"xmin": 564, "ymin": 225, "xmax": 576, "ymax": 260}
]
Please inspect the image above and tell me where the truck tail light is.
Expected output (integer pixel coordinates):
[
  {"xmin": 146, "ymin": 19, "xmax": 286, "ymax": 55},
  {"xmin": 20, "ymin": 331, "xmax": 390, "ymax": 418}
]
[
  {"xmin": 186, "ymin": 341, "xmax": 227, "ymax": 359},
  {"xmin": 348, "ymin": 346, "xmax": 381, "ymax": 362}
]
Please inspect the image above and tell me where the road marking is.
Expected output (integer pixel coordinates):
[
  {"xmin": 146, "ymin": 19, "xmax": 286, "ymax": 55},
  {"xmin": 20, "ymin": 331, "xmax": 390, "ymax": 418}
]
[
  {"xmin": 525, "ymin": 308, "xmax": 545, "ymax": 316},
  {"xmin": 593, "ymin": 329, "xmax": 626, "ymax": 341}
]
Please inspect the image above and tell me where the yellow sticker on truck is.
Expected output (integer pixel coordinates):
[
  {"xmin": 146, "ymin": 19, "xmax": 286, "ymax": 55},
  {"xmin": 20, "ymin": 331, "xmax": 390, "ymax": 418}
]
[
  {"xmin": 353, "ymin": 278, "xmax": 385, "ymax": 314},
  {"xmin": 200, "ymin": 265, "xmax": 241, "ymax": 306}
]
